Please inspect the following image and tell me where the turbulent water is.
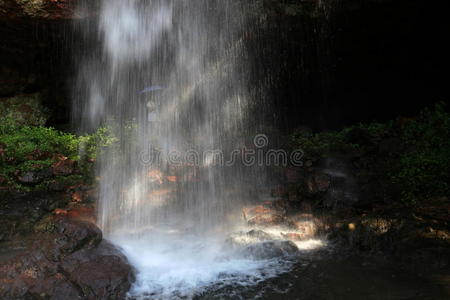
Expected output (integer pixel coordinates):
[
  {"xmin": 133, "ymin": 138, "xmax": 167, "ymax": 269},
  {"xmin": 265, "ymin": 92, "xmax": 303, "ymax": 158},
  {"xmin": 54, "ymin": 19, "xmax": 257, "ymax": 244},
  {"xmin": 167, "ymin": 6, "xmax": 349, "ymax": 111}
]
[{"xmin": 72, "ymin": 0, "xmax": 306, "ymax": 298}]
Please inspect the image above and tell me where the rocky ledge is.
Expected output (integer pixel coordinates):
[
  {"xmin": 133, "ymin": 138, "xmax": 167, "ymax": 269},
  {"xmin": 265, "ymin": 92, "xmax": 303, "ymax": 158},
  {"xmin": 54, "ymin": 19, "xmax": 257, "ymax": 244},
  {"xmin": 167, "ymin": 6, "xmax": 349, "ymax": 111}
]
[{"xmin": 0, "ymin": 211, "xmax": 134, "ymax": 299}]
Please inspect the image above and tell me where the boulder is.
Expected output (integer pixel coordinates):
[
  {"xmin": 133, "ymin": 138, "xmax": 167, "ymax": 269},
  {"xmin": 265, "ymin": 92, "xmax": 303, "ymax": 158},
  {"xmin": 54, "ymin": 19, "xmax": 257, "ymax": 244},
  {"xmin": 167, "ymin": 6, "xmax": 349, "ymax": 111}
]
[
  {"xmin": 224, "ymin": 229, "xmax": 275, "ymax": 250},
  {"xmin": 0, "ymin": 215, "xmax": 134, "ymax": 299},
  {"xmin": 246, "ymin": 229, "xmax": 273, "ymax": 241},
  {"xmin": 240, "ymin": 240, "xmax": 299, "ymax": 260},
  {"xmin": 0, "ymin": 191, "xmax": 68, "ymax": 242}
]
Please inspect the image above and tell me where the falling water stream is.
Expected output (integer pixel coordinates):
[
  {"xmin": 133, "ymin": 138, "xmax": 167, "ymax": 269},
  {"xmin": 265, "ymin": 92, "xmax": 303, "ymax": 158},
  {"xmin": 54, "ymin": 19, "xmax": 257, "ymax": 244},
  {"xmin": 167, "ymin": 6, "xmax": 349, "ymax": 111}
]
[{"xmin": 72, "ymin": 0, "xmax": 316, "ymax": 298}]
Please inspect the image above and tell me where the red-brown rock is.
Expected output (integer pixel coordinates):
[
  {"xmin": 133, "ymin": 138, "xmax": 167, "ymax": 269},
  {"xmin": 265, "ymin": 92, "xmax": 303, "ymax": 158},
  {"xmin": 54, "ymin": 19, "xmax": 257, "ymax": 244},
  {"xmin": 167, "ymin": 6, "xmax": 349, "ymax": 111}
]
[
  {"xmin": 147, "ymin": 169, "xmax": 163, "ymax": 184},
  {"xmin": 0, "ymin": 215, "xmax": 133, "ymax": 299},
  {"xmin": 243, "ymin": 205, "xmax": 286, "ymax": 227},
  {"xmin": 25, "ymin": 149, "xmax": 52, "ymax": 160},
  {"xmin": 52, "ymin": 156, "xmax": 75, "ymax": 176},
  {"xmin": 66, "ymin": 205, "xmax": 96, "ymax": 223}
]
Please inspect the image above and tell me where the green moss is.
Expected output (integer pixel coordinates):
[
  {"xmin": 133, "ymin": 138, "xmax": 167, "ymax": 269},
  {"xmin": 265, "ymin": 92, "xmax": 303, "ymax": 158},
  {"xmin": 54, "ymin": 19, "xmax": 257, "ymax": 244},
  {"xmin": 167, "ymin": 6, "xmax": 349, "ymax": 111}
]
[{"xmin": 0, "ymin": 94, "xmax": 48, "ymax": 130}]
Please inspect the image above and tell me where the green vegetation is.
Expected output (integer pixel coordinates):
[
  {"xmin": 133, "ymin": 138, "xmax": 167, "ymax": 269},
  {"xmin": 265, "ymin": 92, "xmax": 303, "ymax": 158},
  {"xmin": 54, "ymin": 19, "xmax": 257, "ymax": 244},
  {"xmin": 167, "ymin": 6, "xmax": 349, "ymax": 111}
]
[
  {"xmin": 0, "ymin": 114, "xmax": 117, "ymax": 192},
  {"xmin": 291, "ymin": 103, "xmax": 450, "ymax": 205},
  {"xmin": 0, "ymin": 94, "xmax": 48, "ymax": 130}
]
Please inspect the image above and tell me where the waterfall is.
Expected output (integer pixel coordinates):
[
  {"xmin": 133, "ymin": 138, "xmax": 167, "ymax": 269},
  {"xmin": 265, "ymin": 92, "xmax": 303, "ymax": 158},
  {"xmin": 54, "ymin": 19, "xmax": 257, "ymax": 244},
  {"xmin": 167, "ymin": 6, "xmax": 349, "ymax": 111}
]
[
  {"xmin": 74, "ymin": 0, "xmax": 255, "ymax": 235},
  {"xmin": 72, "ymin": 0, "xmax": 289, "ymax": 298}
]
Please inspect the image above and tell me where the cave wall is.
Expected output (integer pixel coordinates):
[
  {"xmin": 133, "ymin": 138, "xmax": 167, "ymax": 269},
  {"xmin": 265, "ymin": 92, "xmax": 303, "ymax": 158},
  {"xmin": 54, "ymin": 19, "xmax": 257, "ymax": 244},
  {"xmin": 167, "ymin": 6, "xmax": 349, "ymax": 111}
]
[
  {"xmin": 0, "ymin": 18, "xmax": 74, "ymax": 125},
  {"xmin": 0, "ymin": 0, "xmax": 94, "ymax": 127},
  {"xmin": 1, "ymin": 0, "xmax": 449, "ymax": 130},
  {"xmin": 257, "ymin": 0, "xmax": 450, "ymax": 131}
]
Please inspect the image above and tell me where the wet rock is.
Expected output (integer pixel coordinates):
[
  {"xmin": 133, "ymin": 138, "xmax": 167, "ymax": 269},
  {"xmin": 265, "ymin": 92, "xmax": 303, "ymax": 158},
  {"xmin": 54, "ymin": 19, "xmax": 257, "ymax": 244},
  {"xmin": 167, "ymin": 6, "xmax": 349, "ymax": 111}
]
[
  {"xmin": 67, "ymin": 184, "xmax": 97, "ymax": 203},
  {"xmin": 240, "ymin": 240, "xmax": 299, "ymax": 260},
  {"xmin": 307, "ymin": 172, "xmax": 331, "ymax": 193},
  {"xmin": 247, "ymin": 214, "xmax": 286, "ymax": 226},
  {"xmin": 224, "ymin": 230, "xmax": 274, "ymax": 251},
  {"xmin": 0, "ymin": 215, "xmax": 134, "ymax": 299},
  {"xmin": 291, "ymin": 220, "xmax": 317, "ymax": 237},
  {"xmin": 280, "ymin": 232, "xmax": 306, "ymax": 241},
  {"xmin": 0, "ymin": 191, "xmax": 68, "ymax": 241},
  {"xmin": 285, "ymin": 167, "xmax": 303, "ymax": 183},
  {"xmin": 52, "ymin": 157, "xmax": 75, "ymax": 176},
  {"xmin": 17, "ymin": 167, "xmax": 52, "ymax": 184},
  {"xmin": 247, "ymin": 229, "xmax": 273, "ymax": 241},
  {"xmin": 25, "ymin": 149, "xmax": 52, "ymax": 161},
  {"xmin": 61, "ymin": 205, "xmax": 96, "ymax": 224},
  {"xmin": 243, "ymin": 204, "xmax": 286, "ymax": 226}
]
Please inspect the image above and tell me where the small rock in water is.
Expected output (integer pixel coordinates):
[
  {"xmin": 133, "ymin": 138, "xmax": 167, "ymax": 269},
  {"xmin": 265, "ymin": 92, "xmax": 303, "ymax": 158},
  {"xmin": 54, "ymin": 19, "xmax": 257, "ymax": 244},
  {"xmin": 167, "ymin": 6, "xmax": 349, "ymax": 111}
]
[
  {"xmin": 246, "ymin": 229, "xmax": 273, "ymax": 241},
  {"xmin": 240, "ymin": 240, "xmax": 299, "ymax": 260},
  {"xmin": 224, "ymin": 229, "xmax": 274, "ymax": 250}
]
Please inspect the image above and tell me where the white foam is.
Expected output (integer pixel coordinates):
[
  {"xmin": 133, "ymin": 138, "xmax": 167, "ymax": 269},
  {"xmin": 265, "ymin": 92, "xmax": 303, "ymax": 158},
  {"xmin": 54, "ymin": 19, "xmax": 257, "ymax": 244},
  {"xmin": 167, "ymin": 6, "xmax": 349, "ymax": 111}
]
[
  {"xmin": 110, "ymin": 232, "xmax": 294, "ymax": 299},
  {"xmin": 294, "ymin": 239, "xmax": 326, "ymax": 250}
]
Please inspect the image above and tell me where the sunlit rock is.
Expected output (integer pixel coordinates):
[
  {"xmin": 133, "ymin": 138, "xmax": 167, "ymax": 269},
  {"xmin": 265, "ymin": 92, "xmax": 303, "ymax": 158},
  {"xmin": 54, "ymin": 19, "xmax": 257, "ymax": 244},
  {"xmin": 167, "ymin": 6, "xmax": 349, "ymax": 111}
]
[
  {"xmin": 281, "ymin": 232, "xmax": 307, "ymax": 241},
  {"xmin": 224, "ymin": 229, "xmax": 275, "ymax": 250},
  {"xmin": 243, "ymin": 204, "xmax": 287, "ymax": 227}
]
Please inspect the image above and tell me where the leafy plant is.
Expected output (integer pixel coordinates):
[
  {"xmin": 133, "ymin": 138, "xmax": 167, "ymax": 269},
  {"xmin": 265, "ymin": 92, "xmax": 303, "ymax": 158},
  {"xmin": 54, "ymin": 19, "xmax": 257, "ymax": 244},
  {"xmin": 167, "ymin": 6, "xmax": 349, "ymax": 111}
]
[
  {"xmin": 0, "ymin": 121, "xmax": 117, "ymax": 191},
  {"xmin": 290, "ymin": 102, "xmax": 450, "ymax": 205}
]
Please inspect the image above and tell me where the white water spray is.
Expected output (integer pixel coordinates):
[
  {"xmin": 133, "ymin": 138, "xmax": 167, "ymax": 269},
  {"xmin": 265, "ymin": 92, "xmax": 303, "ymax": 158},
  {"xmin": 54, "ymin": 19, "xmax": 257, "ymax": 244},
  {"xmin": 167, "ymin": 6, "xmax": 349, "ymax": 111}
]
[{"xmin": 73, "ymin": 1, "xmax": 321, "ymax": 298}]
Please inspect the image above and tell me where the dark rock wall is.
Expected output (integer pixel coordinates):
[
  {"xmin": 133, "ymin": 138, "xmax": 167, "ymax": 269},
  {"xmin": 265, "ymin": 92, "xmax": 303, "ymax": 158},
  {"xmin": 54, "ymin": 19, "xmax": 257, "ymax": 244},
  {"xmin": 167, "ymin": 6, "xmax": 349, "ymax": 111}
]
[
  {"xmin": 1, "ymin": 0, "xmax": 449, "ymax": 129},
  {"xmin": 0, "ymin": 17, "xmax": 74, "ymax": 126},
  {"xmin": 254, "ymin": 0, "xmax": 450, "ymax": 131}
]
